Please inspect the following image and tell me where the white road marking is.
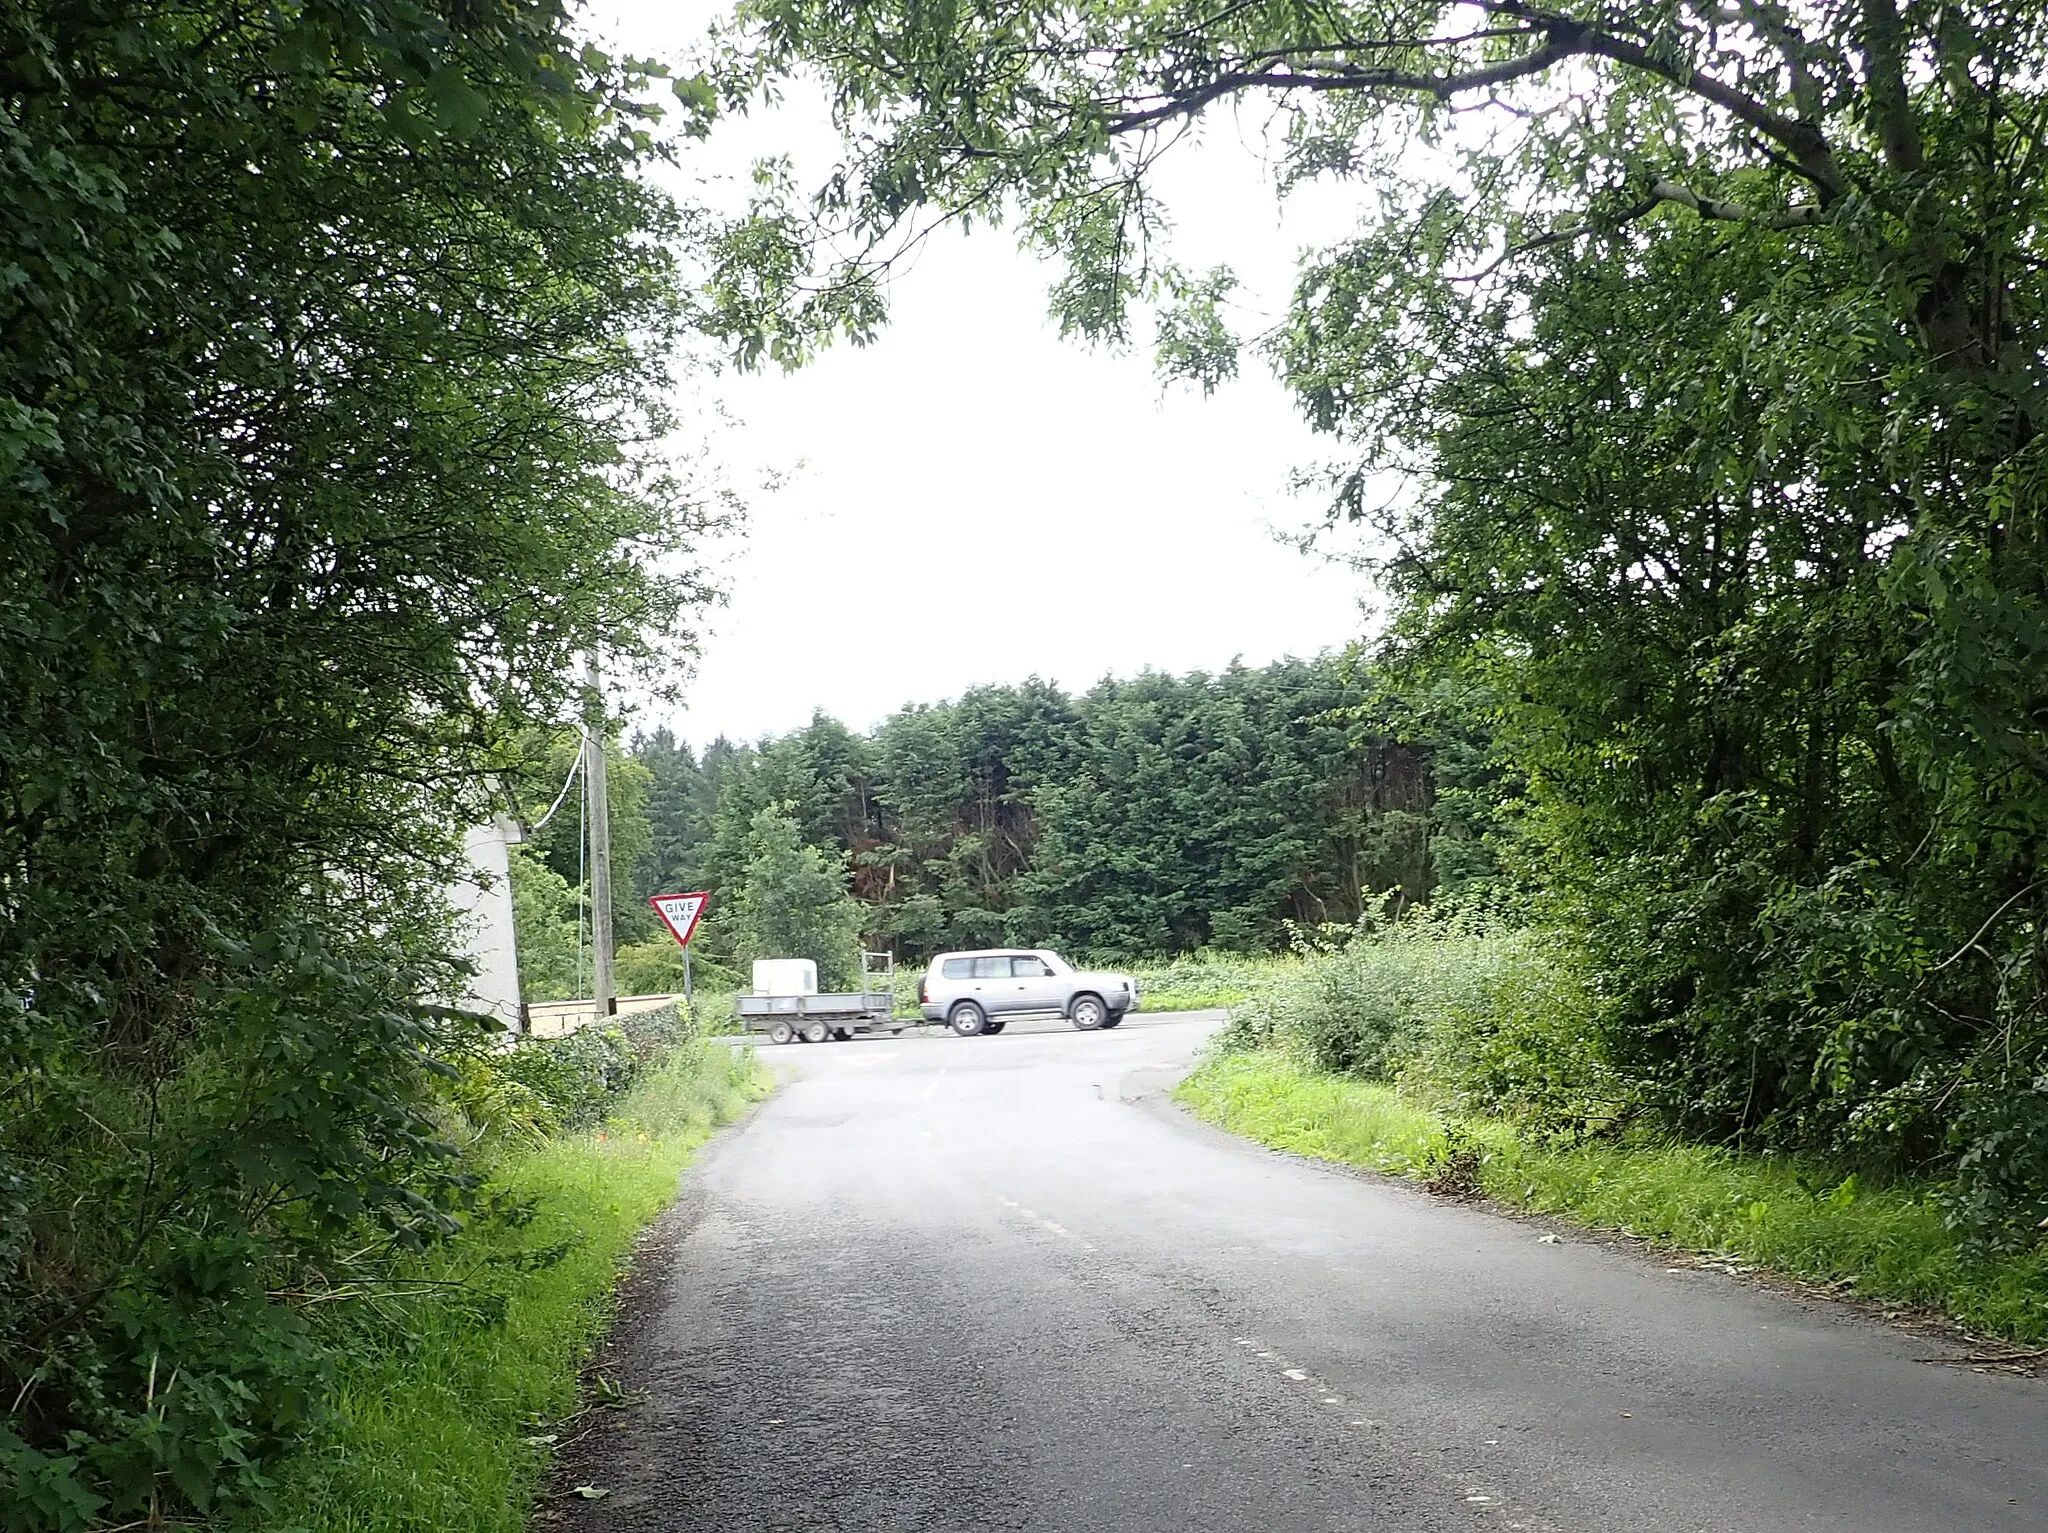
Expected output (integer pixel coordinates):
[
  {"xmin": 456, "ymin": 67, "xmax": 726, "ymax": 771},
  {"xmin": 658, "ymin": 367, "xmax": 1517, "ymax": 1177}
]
[
  {"xmin": 1236, "ymin": 1336, "xmax": 1378, "ymax": 1435},
  {"xmin": 995, "ymin": 1194, "xmax": 1094, "ymax": 1248}
]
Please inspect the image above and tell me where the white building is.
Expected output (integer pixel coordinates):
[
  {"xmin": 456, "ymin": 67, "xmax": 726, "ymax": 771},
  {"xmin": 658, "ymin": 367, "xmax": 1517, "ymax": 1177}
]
[{"xmin": 448, "ymin": 814, "xmax": 526, "ymax": 1033}]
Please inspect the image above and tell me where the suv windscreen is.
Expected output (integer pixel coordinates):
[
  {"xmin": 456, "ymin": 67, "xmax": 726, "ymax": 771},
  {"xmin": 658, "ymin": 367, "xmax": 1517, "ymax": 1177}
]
[{"xmin": 940, "ymin": 958, "xmax": 971, "ymax": 979}]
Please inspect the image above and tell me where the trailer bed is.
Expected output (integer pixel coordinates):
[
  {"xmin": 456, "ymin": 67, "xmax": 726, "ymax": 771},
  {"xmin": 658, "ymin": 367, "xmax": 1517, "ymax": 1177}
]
[
  {"xmin": 735, "ymin": 991, "xmax": 894, "ymax": 1022},
  {"xmin": 736, "ymin": 954, "xmax": 905, "ymax": 1043}
]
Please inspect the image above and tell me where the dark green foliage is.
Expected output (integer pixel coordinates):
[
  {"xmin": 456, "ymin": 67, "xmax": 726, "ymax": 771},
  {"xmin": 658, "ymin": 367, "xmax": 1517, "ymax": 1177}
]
[
  {"xmin": 1305, "ymin": 212, "xmax": 2048, "ymax": 1239},
  {"xmin": 1, "ymin": 1, "xmax": 706, "ymax": 1522},
  {"xmin": 637, "ymin": 727, "xmax": 721, "ymax": 903},
  {"xmin": 518, "ymin": 730, "xmax": 659, "ymax": 947},
  {"xmin": 1021, "ymin": 664, "xmax": 1447, "ymax": 953},
  {"xmin": 648, "ymin": 658, "xmax": 1494, "ymax": 967},
  {"xmin": 731, "ymin": 806, "xmax": 867, "ymax": 987},
  {"xmin": 507, "ymin": 845, "xmax": 585, "ymax": 1003},
  {"xmin": 494, "ymin": 1005, "xmax": 694, "ymax": 1130}
]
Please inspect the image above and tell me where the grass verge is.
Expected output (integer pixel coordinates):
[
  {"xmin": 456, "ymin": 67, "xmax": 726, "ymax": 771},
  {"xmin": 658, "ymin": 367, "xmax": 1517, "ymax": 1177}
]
[
  {"xmin": 1176, "ymin": 1051, "xmax": 2048, "ymax": 1347},
  {"xmin": 251, "ymin": 1040, "xmax": 773, "ymax": 1532}
]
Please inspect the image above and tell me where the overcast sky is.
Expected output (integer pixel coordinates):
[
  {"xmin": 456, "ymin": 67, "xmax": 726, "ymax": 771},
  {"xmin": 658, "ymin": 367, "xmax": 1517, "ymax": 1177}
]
[{"xmin": 597, "ymin": 2, "xmax": 1381, "ymax": 751}]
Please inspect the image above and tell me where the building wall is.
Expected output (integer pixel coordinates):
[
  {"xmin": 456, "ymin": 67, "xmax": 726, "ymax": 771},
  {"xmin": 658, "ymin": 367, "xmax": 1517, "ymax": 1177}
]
[
  {"xmin": 524, "ymin": 992, "xmax": 680, "ymax": 1039},
  {"xmin": 450, "ymin": 815, "xmax": 526, "ymax": 1033}
]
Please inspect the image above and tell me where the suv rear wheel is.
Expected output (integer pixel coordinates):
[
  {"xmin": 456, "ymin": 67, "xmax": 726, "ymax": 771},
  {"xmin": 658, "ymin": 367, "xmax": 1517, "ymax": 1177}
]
[
  {"xmin": 948, "ymin": 1001, "xmax": 987, "ymax": 1037},
  {"xmin": 1069, "ymin": 994, "xmax": 1106, "ymax": 1031}
]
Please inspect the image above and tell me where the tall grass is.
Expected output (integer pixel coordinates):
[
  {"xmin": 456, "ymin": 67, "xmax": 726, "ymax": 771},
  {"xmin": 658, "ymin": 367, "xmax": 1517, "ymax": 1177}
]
[
  {"xmin": 1214, "ymin": 915, "xmax": 1518, "ymax": 1076},
  {"xmin": 1128, "ymin": 952, "xmax": 1296, "ymax": 1011},
  {"xmin": 249, "ymin": 1041, "xmax": 771, "ymax": 1532}
]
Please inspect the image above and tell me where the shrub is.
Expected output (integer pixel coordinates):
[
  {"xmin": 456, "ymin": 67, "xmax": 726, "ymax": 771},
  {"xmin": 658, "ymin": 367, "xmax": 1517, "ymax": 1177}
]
[
  {"xmin": 1217, "ymin": 911, "xmax": 1517, "ymax": 1078},
  {"xmin": 1408, "ymin": 938, "xmax": 1632, "ymax": 1139},
  {"xmin": 241, "ymin": 1040, "xmax": 772, "ymax": 1531},
  {"xmin": 613, "ymin": 939, "xmax": 743, "ymax": 1000},
  {"xmin": 1209, "ymin": 912, "xmax": 1632, "ymax": 1140},
  {"xmin": 487, "ymin": 1004, "xmax": 694, "ymax": 1131}
]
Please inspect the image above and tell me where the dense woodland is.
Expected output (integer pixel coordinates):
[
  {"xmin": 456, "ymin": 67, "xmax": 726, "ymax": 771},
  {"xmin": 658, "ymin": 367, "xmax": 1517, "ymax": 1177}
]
[{"xmin": 510, "ymin": 656, "xmax": 1500, "ymax": 983}]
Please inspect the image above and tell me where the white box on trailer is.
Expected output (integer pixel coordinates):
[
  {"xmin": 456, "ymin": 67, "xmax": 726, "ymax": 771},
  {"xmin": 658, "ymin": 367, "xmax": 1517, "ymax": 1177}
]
[{"xmin": 751, "ymin": 958, "xmax": 818, "ymax": 996}]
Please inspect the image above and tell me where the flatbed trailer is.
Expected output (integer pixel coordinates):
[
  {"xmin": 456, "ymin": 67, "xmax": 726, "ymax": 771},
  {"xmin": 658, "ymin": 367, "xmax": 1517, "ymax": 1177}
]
[{"xmin": 736, "ymin": 953, "xmax": 907, "ymax": 1044}]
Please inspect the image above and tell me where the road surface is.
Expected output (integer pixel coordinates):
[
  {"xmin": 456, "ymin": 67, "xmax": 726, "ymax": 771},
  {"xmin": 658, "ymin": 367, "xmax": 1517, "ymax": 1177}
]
[{"xmin": 555, "ymin": 1012, "xmax": 2045, "ymax": 1532}]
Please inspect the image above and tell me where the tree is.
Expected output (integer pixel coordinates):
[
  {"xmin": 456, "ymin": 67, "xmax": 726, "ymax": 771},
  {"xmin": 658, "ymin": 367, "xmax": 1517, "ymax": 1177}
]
[
  {"xmin": 509, "ymin": 845, "xmax": 585, "ymax": 1003},
  {"xmin": 710, "ymin": 0, "xmax": 2044, "ymax": 396},
  {"xmin": 734, "ymin": 807, "xmax": 867, "ymax": 987},
  {"xmin": 2, "ymin": 1, "xmax": 713, "ymax": 1519},
  {"xmin": 636, "ymin": 727, "xmax": 716, "ymax": 901},
  {"xmin": 519, "ymin": 728, "xmax": 658, "ymax": 945}
]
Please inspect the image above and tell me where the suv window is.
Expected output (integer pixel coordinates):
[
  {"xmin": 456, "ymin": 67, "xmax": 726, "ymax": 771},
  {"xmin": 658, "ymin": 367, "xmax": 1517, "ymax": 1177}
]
[
  {"xmin": 940, "ymin": 958, "xmax": 971, "ymax": 979},
  {"xmin": 1011, "ymin": 957, "xmax": 1052, "ymax": 977},
  {"xmin": 971, "ymin": 956, "xmax": 1010, "ymax": 978}
]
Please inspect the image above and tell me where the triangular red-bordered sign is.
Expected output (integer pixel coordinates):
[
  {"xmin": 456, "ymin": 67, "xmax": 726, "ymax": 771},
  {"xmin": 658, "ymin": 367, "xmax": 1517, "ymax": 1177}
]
[{"xmin": 648, "ymin": 891, "xmax": 709, "ymax": 948}]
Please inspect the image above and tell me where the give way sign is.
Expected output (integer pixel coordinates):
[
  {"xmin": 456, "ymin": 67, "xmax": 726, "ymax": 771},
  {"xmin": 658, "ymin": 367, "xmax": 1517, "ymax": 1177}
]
[{"xmin": 648, "ymin": 891, "xmax": 709, "ymax": 948}]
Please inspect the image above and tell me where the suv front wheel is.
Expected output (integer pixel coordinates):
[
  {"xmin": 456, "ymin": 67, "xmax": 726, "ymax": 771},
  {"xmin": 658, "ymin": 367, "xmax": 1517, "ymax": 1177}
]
[
  {"xmin": 949, "ymin": 1001, "xmax": 988, "ymax": 1037},
  {"xmin": 1069, "ymin": 994, "xmax": 1106, "ymax": 1031}
]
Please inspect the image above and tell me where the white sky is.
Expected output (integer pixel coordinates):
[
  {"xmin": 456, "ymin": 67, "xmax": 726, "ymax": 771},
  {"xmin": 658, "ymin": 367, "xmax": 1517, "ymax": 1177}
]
[{"xmin": 596, "ymin": 3, "xmax": 1382, "ymax": 750}]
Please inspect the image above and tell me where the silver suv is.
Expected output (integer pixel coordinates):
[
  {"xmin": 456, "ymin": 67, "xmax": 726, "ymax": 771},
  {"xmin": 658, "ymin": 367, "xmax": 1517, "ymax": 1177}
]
[{"xmin": 918, "ymin": 949, "xmax": 1140, "ymax": 1036}]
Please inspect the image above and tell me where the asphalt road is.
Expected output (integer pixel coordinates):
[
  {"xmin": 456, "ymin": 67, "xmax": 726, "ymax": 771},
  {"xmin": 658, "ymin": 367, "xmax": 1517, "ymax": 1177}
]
[{"xmin": 555, "ymin": 1012, "xmax": 2046, "ymax": 1533}]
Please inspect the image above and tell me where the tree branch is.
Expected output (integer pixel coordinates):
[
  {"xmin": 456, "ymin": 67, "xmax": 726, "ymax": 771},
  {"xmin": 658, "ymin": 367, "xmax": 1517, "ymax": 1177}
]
[
  {"xmin": 1451, "ymin": 197, "xmax": 1662, "ymax": 280},
  {"xmin": 1097, "ymin": 11, "xmax": 1847, "ymax": 203},
  {"xmin": 1103, "ymin": 29, "xmax": 1585, "ymax": 133},
  {"xmin": 1859, "ymin": 0, "xmax": 1924, "ymax": 171},
  {"xmin": 1648, "ymin": 177, "xmax": 1828, "ymax": 227},
  {"xmin": 1575, "ymin": 31, "xmax": 1844, "ymax": 199}
]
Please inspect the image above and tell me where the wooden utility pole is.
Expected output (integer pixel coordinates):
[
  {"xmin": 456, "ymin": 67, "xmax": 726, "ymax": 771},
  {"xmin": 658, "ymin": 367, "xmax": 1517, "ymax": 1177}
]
[{"xmin": 584, "ymin": 650, "xmax": 615, "ymax": 1016}]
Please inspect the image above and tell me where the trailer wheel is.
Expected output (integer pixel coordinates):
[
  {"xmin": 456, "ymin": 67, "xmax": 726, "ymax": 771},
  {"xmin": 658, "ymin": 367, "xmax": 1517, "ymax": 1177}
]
[
  {"xmin": 801, "ymin": 1019, "xmax": 833, "ymax": 1044},
  {"xmin": 948, "ymin": 1001, "xmax": 987, "ymax": 1037},
  {"xmin": 832, "ymin": 1027, "xmax": 852, "ymax": 1042},
  {"xmin": 767, "ymin": 1020, "xmax": 796, "ymax": 1046},
  {"xmin": 1069, "ymin": 994, "xmax": 1107, "ymax": 1031}
]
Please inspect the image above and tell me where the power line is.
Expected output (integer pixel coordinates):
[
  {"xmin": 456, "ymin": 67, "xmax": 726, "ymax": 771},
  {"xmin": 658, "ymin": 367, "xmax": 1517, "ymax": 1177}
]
[{"xmin": 529, "ymin": 726, "xmax": 587, "ymax": 831}]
